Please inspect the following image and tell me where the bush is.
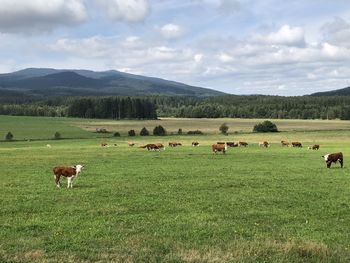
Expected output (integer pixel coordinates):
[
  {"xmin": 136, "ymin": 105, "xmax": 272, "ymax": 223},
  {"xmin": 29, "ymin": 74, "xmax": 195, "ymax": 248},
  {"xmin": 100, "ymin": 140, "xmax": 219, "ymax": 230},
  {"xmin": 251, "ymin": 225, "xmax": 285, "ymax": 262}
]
[
  {"xmin": 177, "ymin": 128, "xmax": 183, "ymax": 135},
  {"xmin": 140, "ymin": 127, "xmax": 149, "ymax": 136},
  {"xmin": 5, "ymin": 132, "xmax": 13, "ymax": 141},
  {"xmin": 128, "ymin": 130, "xmax": 136, "ymax": 136},
  {"xmin": 187, "ymin": 130, "xmax": 203, "ymax": 135},
  {"xmin": 153, "ymin": 125, "xmax": 167, "ymax": 136},
  {"xmin": 253, "ymin": 120, "xmax": 278, "ymax": 132},
  {"xmin": 219, "ymin": 123, "xmax": 229, "ymax": 135},
  {"xmin": 113, "ymin": 132, "xmax": 120, "ymax": 137},
  {"xmin": 54, "ymin": 132, "xmax": 61, "ymax": 140}
]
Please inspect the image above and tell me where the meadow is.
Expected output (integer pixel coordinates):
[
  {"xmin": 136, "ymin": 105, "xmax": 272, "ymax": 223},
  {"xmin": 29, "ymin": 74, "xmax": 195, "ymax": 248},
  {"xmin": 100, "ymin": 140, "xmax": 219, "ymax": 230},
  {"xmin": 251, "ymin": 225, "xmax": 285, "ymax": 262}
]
[{"xmin": 1, "ymin": 116, "xmax": 350, "ymax": 262}]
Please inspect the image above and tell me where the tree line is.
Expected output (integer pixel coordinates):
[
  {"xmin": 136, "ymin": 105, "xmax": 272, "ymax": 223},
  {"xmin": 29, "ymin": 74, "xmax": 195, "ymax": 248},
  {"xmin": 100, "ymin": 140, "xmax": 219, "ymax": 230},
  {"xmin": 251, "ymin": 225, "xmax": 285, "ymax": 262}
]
[
  {"xmin": 1, "ymin": 94, "xmax": 350, "ymax": 120},
  {"xmin": 0, "ymin": 97, "xmax": 157, "ymax": 119}
]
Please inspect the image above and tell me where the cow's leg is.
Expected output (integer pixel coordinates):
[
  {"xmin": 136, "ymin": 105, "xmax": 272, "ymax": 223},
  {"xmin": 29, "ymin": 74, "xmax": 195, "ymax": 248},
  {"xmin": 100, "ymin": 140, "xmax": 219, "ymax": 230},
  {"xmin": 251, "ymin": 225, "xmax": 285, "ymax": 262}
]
[
  {"xmin": 67, "ymin": 177, "xmax": 72, "ymax": 188},
  {"xmin": 327, "ymin": 161, "xmax": 331, "ymax": 168},
  {"xmin": 339, "ymin": 158, "xmax": 343, "ymax": 168},
  {"xmin": 55, "ymin": 175, "xmax": 61, "ymax": 188}
]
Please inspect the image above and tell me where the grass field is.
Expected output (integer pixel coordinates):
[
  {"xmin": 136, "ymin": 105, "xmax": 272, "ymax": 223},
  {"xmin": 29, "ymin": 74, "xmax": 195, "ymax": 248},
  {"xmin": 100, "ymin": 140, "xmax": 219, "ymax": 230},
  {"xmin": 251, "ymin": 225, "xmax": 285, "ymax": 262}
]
[{"xmin": 1, "ymin": 116, "xmax": 350, "ymax": 262}]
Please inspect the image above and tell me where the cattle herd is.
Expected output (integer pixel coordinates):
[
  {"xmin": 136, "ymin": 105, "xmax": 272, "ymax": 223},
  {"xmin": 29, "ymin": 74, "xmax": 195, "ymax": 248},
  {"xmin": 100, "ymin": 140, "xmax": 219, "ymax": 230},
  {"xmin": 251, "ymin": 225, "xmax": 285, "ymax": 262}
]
[{"xmin": 52, "ymin": 139, "xmax": 344, "ymax": 188}]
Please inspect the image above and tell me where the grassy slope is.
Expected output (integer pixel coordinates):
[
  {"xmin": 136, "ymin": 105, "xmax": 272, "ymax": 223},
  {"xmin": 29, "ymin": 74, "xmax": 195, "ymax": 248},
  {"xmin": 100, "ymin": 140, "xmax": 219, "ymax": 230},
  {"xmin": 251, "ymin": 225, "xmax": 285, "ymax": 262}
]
[{"xmin": 1, "ymin": 116, "xmax": 350, "ymax": 262}]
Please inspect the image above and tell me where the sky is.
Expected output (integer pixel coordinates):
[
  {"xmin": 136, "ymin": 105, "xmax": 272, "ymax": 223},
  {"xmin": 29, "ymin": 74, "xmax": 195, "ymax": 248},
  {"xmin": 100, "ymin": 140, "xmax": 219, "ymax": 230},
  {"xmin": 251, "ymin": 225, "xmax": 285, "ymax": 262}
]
[{"xmin": 0, "ymin": 0, "xmax": 350, "ymax": 95}]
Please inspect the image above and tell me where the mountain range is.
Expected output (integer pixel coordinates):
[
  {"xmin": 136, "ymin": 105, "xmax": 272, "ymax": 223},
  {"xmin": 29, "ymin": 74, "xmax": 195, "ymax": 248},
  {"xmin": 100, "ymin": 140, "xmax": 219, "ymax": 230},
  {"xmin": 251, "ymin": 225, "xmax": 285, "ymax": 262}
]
[
  {"xmin": 0, "ymin": 68, "xmax": 224, "ymax": 97},
  {"xmin": 310, "ymin": 86, "xmax": 350, "ymax": 96}
]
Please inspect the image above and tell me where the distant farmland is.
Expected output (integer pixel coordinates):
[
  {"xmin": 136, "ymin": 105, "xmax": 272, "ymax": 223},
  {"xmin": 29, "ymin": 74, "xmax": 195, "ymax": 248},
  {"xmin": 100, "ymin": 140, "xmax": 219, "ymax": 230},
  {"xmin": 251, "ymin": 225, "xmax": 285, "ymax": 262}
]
[{"xmin": 1, "ymin": 116, "xmax": 350, "ymax": 262}]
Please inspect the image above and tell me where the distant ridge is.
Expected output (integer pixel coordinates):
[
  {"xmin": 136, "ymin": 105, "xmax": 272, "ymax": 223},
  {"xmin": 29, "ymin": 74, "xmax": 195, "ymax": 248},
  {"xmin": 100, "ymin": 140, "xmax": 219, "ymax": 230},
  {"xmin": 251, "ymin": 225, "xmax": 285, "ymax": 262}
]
[
  {"xmin": 310, "ymin": 86, "xmax": 350, "ymax": 96},
  {"xmin": 0, "ymin": 68, "xmax": 225, "ymax": 97}
]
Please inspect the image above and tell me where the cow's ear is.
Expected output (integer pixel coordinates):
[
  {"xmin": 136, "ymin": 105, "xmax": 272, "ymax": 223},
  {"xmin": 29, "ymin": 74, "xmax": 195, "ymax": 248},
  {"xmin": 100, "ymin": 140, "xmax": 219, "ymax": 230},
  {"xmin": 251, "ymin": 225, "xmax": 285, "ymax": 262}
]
[{"xmin": 73, "ymin": 165, "xmax": 76, "ymax": 168}]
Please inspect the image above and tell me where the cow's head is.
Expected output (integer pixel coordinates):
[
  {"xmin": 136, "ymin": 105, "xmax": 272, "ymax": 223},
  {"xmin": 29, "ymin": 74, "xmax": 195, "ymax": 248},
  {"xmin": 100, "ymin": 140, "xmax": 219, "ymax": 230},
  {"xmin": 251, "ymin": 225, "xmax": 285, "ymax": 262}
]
[
  {"xmin": 322, "ymin": 154, "xmax": 329, "ymax": 161},
  {"xmin": 75, "ymin": 164, "xmax": 84, "ymax": 173}
]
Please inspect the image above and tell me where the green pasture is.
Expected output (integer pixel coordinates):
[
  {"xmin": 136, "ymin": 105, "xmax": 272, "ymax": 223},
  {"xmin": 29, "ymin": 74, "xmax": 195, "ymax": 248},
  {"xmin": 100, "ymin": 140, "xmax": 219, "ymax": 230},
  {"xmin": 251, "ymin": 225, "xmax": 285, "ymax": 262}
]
[{"xmin": 1, "ymin": 116, "xmax": 350, "ymax": 262}]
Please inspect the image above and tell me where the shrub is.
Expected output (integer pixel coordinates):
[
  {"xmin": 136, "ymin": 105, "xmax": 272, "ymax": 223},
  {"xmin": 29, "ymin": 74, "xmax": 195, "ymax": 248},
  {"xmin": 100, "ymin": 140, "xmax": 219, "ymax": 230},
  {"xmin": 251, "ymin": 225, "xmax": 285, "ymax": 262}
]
[
  {"xmin": 54, "ymin": 132, "xmax": 61, "ymax": 140},
  {"xmin": 187, "ymin": 130, "xmax": 203, "ymax": 135},
  {"xmin": 128, "ymin": 130, "xmax": 136, "ymax": 136},
  {"xmin": 253, "ymin": 120, "xmax": 278, "ymax": 132},
  {"xmin": 5, "ymin": 132, "xmax": 13, "ymax": 141},
  {"xmin": 177, "ymin": 128, "xmax": 183, "ymax": 135},
  {"xmin": 113, "ymin": 132, "xmax": 121, "ymax": 137},
  {"xmin": 219, "ymin": 123, "xmax": 229, "ymax": 135},
  {"xmin": 140, "ymin": 127, "xmax": 150, "ymax": 136},
  {"xmin": 153, "ymin": 125, "xmax": 167, "ymax": 136}
]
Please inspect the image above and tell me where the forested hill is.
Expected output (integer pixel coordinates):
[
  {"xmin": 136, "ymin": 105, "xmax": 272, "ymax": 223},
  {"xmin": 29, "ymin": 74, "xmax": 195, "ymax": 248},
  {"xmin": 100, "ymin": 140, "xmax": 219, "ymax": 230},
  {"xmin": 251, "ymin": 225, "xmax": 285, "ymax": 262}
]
[
  {"xmin": 310, "ymin": 87, "xmax": 350, "ymax": 96},
  {"xmin": 0, "ymin": 68, "xmax": 224, "ymax": 97}
]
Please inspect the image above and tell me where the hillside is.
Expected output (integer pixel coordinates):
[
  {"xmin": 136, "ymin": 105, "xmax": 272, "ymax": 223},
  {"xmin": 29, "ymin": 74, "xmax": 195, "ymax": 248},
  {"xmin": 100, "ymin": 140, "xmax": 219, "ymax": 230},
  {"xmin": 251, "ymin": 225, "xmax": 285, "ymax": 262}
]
[
  {"xmin": 0, "ymin": 68, "xmax": 224, "ymax": 97},
  {"xmin": 310, "ymin": 86, "xmax": 350, "ymax": 96}
]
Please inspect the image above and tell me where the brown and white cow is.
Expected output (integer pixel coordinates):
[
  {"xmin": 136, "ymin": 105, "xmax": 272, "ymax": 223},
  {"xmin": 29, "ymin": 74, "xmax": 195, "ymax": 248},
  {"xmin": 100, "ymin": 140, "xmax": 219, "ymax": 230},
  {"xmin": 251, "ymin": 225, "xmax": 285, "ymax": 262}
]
[
  {"xmin": 169, "ymin": 142, "xmax": 182, "ymax": 147},
  {"xmin": 192, "ymin": 141, "xmax": 199, "ymax": 146},
  {"xmin": 239, "ymin": 141, "xmax": 248, "ymax": 147},
  {"xmin": 281, "ymin": 140, "xmax": 289, "ymax": 147},
  {"xmin": 259, "ymin": 141, "xmax": 270, "ymax": 148},
  {"xmin": 53, "ymin": 165, "xmax": 84, "ymax": 188},
  {"xmin": 291, "ymin": 142, "xmax": 302, "ymax": 148},
  {"xmin": 156, "ymin": 143, "xmax": 165, "ymax": 150},
  {"xmin": 322, "ymin": 152, "xmax": 343, "ymax": 168},
  {"xmin": 308, "ymin": 144, "xmax": 320, "ymax": 150},
  {"xmin": 101, "ymin": 143, "xmax": 108, "ymax": 147},
  {"xmin": 212, "ymin": 143, "xmax": 227, "ymax": 154}
]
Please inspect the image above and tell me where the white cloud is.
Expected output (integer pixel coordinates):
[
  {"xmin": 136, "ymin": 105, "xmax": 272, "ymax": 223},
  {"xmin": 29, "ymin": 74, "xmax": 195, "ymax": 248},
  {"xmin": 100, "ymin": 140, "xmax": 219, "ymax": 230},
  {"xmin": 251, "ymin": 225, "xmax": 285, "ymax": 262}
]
[
  {"xmin": 0, "ymin": 0, "xmax": 87, "ymax": 33},
  {"xmin": 160, "ymin": 23, "xmax": 183, "ymax": 39},
  {"xmin": 97, "ymin": 0, "xmax": 149, "ymax": 22},
  {"xmin": 321, "ymin": 17, "xmax": 350, "ymax": 48},
  {"xmin": 253, "ymin": 25, "xmax": 305, "ymax": 47}
]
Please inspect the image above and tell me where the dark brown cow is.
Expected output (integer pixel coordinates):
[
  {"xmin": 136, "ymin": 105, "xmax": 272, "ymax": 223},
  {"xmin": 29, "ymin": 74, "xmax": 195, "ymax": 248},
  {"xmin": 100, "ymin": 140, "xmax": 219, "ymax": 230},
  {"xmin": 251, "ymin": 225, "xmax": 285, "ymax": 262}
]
[
  {"xmin": 281, "ymin": 140, "xmax": 289, "ymax": 146},
  {"xmin": 226, "ymin": 142, "xmax": 237, "ymax": 147},
  {"xmin": 212, "ymin": 143, "xmax": 227, "ymax": 154},
  {"xmin": 192, "ymin": 141, "xmax": 199, "ymax": 146},
  {"xmin": 239, "ymin": 141, "xmax": 248, "ymax": 147},
  {"xmin": 322, "ymin": 152, "xmax": 343, "ymax": 168},
  {"xmin": 291, "ymin": 142, "xmax": 302, "ymax": 148},
  {"xmin": 308, "ymin": 144, "xmax": 320, "ymax": 150},
  {"xmin": 140, "ymin": 144, "xmax": 160, "ymax": 151},
  {"xmin": 53, "ymin": 165, "xmax": 84, "ymax": 188}
]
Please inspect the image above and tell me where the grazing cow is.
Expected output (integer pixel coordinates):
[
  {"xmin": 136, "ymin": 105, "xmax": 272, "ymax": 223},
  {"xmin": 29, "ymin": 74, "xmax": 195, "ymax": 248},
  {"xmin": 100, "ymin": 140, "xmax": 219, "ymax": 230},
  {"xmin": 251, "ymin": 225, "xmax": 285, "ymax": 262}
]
[
  {"xmin": 128, "ymin": 142, "xmax": 135, "ymax": 147},
  {"xmin": 192, "ymin": 141, "xmax": 199, "ymax": 146},
  {"xmin": 169, "ymin": 142, "xmax": 182, "ymax": 147},
  {"xmin": 308, "ymin": 144, "xmax": 320, "ymax": 150},
  {"xmin": 53, "ymin": 165, "xmax": 84, "ymax": 188},
  {"xmin": 259, "ymin": 141, "xmax": 270, "ymax": 148},
  {"xmin": 212, "ymin": 143, "xmax": 227, "ymax": 154},
  {"xmin": 291, "ymin": 142, "xmax": 302, "ymax": 148},
  {"xmin": 281, "ymin": 140, "xmax": 289, "ymax": 146},
  {"xmin": 322, "ymin": 152, "xmax": 343, "ymax": 168},
  {"xmin": 226, "ymin": 142, "xmax": 237, "ymax": 147},
  {"xmin": 156, "ymin": 143, "xmax": 165, "ymax": 150},
  {"xmin": 239, "ymin": 141, "xmax": 248, "ymax": 147},
  {"xmin": 140, "ymin": 144, "xmax": 160, "ymax": 151},
  {"xmin": 101, "ymin": 143, "xmax": 108, "ymax": 147}
]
